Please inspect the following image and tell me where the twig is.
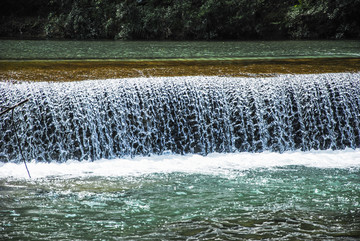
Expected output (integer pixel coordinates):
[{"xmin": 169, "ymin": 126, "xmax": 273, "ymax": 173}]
[
  {"xmin": 4, "ymin": 99, "xmax": 31, "ymax": 178},
  {"xmin": 0, "ymin": 99, "xmax": 29, "ymax": 117}
]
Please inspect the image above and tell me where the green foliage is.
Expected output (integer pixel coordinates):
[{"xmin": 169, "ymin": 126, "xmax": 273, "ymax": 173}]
[
  {"xmin": 1, "ymin": 0, "xmax": 359, "ymax": 40},
  {"xmin": 285, "ymin": 0, "xmax": 360, "ymax": 39}
]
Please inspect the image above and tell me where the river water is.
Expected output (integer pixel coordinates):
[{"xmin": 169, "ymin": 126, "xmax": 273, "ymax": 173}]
[
  {"xmin": 1, "ymin": 151, "xmax": 360, "ymax": 240},
  {"xmin": 1, "ymin": 40, "xmax": 360, "ymax": 60},
  {"xmin": 1, "ymin": 41, "xmax": 360, "ymax": 240}
]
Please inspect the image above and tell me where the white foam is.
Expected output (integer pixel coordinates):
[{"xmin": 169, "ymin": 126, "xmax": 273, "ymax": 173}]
[{"xmin": 1, "ymin": 149, "xmax": 360, "ymax": 179}]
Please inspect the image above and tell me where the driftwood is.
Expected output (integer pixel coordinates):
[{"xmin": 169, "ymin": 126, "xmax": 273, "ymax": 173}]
[{"xmin": 1, "ymin": 99, "xmax": 31, "ymax": 178}]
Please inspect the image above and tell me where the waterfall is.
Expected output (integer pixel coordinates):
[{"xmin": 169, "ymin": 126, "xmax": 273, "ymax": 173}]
[{"xmin": 1, "ymin": 73, "xmax": 360, "ymax": 163}]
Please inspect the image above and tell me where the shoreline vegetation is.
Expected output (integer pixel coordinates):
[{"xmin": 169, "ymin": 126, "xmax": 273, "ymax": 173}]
[
  {"xmin": 1, "ymin": 0, "xmax": 360, "ymax": 41},
  {"xmin": 1, "ymin": 58, "xmax": 360, "ymax": 82}
]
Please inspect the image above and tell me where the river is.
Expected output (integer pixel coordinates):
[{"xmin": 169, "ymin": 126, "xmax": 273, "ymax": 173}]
[{"xmin": 1, "ymin": 40, "xmax": 360, "ymax": 240}]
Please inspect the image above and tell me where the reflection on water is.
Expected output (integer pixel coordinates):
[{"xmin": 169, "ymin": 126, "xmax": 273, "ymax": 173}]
[{"xmin": 1, "ymin": 40, "xmax": 360, "ymax": 60}]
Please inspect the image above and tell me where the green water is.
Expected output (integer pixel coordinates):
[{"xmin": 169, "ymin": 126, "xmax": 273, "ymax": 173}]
[
  {"xmin": 1, "ymin": 166, "xmax": 359, "ymax": 240},
  {"xmin": 1, "ymin": 40, "xmax": 359, "ymax": 60}
]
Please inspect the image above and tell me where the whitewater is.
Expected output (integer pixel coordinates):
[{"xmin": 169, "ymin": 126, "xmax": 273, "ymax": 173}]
[
  {"xmin": 2, "ymin": 73, "xmax": 360, "ymax": 163},
  {"xmin": 0, "ymin": 149, "xmax": 360, "ymax": 179}
]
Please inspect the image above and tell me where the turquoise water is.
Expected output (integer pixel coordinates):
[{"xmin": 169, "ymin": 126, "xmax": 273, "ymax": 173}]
[
  {"xmin": 1, "ymin": 40, "xmax": 360, "ymax": 60},
  {"xmin": 1, "ymin": 40, "xmax": 360, "ymax": 240},
  {"xmin": 1, "ymin": 152, "xmax": 360, "ymax": 240}
]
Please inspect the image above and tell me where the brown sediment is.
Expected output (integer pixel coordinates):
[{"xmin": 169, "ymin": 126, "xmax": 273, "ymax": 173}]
[{"xmin": 0, "ymin": 57, "xmax": 359, "ymax": 82}]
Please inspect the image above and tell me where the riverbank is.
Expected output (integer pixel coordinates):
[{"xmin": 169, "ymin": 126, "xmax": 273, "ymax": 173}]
[{"xmin": 1, "ymin": 57, "xmax": 360, "ymax": 82}]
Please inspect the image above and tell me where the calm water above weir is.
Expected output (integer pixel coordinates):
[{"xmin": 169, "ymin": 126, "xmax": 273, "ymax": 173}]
[
  {"xmin": 1, "ymin": 41, "xmax": 360, "ymax": 240},
  {"xmin": 1, "ymin": 40, "xmax": 360, "ymax": 60},
  {"xmin": 1, "ymin": 40, "xmax": 360, "ymax": 82}
]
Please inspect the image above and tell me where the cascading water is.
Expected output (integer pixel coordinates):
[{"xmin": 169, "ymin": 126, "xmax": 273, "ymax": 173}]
[{"xmin": 1, "ymin": 73, "xmax": 360, "ymax": 163}]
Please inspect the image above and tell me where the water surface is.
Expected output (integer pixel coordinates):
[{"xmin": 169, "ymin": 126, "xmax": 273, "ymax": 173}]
[
  {"xmin": 1, "ymin": 151, "xmax": 360, "ymax": 240},
  {"xmin": 1, "ymin": 40, "xmax": 359, "ymax": 60},
  {"xmin": 1, "ymin": 40, "xmax": 360, "ymax": 81}
]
